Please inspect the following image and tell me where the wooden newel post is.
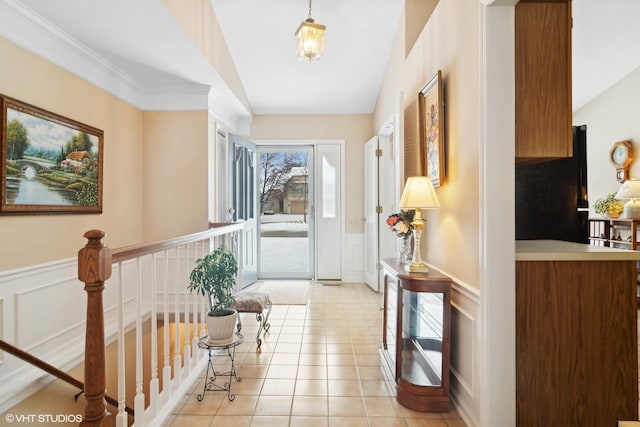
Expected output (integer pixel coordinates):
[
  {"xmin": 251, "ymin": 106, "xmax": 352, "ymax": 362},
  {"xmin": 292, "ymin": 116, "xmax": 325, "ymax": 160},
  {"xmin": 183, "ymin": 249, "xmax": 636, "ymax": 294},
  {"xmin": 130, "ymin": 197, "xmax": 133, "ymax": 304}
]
[{"xmin": 78, "ymin": 230, "xmax": 112, "ymax": 426}]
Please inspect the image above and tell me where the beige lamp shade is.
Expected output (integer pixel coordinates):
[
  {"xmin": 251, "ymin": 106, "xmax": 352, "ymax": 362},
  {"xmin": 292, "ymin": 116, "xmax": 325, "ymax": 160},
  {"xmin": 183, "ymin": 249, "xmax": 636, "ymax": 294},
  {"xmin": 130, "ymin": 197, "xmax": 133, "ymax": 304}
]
[
  {"xmin": 399, "ymin": 176, "xmax": 440, "ymax": 210},
  {"xmin": 616, "ymin": 179, "xmax": 640, "ymax": 218},
  {"xmin": 615, "ymin": 179, "xmax": 640, "ymax": 199}
]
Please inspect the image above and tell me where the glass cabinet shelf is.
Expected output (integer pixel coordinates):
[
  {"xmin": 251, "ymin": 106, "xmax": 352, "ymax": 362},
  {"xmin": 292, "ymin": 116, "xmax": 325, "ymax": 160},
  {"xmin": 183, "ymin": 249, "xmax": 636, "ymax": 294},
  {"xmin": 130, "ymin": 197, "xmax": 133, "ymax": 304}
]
[
  {"xmin": 401, "ymin": 290, "xmax": 444, "ymax": 386},
  {"xmin": 381, "ymin": 258, "xmax": 451, "ymax": 413}
]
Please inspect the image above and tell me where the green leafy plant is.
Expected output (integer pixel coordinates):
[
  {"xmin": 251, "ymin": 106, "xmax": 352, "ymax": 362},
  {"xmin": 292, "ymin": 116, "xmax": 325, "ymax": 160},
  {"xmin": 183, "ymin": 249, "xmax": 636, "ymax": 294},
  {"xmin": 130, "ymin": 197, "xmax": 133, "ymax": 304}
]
[
  {"xmin": 188, "ymin": 245, "xmax": 237, "ymax": 315},
  {"xmin": 593, "ymin": 192, "xmax": 624, "ymax": 217}
]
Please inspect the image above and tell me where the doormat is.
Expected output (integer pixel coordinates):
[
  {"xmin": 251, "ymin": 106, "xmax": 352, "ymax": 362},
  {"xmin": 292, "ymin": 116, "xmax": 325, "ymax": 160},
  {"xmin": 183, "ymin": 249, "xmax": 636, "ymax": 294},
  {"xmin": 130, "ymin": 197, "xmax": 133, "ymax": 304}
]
[
  {"xmin": 244, "ymin": 280, "xmax": 309, "ymax": 305},
  {"xmin": 316, "ymin": 281, "xmax": 342, "ymax": 286}
]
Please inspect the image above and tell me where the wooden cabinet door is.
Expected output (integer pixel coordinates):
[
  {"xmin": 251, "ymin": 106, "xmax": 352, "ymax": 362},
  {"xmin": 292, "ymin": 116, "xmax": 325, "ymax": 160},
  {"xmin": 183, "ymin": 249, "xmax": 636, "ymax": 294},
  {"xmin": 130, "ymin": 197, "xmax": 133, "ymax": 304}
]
[{"xmin": 515, "ymin": 1, "xmax": 572, "ymax": 160}]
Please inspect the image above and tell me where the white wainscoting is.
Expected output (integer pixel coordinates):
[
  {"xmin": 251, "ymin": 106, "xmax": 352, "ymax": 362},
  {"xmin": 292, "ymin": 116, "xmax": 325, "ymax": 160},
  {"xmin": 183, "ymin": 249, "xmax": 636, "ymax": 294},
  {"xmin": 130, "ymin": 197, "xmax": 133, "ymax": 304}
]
[
  {"xmin": 450, "ymin": 279, "xmax": 481, "ymax": 427},
  {"xmin": 342, "ymin": 233, "xmax": 365, "ymax": 283},
  {"xmin": 0, "ymin": 258, "xmax": 85, "ymax": 411}
]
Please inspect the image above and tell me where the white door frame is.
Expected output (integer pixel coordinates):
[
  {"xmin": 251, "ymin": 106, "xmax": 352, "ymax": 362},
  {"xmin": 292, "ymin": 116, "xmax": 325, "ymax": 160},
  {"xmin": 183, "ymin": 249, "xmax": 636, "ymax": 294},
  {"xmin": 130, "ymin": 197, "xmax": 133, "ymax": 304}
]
[{"xmin": 254, "ymin": 140, "xmax": 345, "ymax": 281}]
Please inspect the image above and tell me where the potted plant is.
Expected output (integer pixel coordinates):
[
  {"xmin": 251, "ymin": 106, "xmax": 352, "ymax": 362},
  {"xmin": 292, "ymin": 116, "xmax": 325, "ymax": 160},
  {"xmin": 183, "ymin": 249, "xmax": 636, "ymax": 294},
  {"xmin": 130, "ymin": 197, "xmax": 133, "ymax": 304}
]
[
  {"xmin": 593, "ymin": 192, "xmax": 624, "ymax": 218},
  {"xmin": 188, "ymin": 245, "xmax": 238, "ymax": 344}
]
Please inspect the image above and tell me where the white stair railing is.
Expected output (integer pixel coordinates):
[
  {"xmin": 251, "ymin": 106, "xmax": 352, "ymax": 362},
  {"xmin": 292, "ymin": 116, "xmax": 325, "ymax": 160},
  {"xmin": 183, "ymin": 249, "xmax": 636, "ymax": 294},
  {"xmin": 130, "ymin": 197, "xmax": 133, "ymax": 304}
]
[{"xmin": 79, "ymin": 223, "xmax": 242, "ymax": 427}]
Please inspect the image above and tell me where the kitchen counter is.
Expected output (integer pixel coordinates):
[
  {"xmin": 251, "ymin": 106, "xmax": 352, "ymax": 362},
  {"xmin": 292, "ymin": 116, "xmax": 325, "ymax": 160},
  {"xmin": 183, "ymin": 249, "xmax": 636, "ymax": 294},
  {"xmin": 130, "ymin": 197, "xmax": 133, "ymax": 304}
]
[
  {"xmin": 515, "ymin": 239, "xmax": 638, "ymax": 426},
  {"xmin": 516, "ymin": 239, "xmax": 640, "ymax": 261}
]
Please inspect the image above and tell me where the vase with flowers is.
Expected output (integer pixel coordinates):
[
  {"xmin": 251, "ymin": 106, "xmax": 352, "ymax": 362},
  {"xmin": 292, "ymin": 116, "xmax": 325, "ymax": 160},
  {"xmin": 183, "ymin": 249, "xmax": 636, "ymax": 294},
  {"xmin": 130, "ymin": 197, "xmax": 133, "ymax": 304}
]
[{"xmin": 386, "ymin": 210, "xmax": 416, "ymax": 264}]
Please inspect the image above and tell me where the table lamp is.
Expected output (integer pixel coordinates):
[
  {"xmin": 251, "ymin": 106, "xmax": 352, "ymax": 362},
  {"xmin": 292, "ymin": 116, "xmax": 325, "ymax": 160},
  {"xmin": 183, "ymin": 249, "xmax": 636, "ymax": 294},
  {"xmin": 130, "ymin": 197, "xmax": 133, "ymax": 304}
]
[
  {"xmin": 615, "ymin": 179, "xmax": 640, "ymax": 218},
  {"xmin": 399, "ymin": 176, "xmax": 440, "ymax": 272}
]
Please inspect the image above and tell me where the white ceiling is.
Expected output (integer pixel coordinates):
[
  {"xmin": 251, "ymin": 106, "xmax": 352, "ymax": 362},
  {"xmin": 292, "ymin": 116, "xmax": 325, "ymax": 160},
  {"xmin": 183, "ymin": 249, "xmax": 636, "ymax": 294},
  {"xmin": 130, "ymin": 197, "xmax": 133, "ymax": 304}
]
[
  {"xmin": 572, "ymin": 0, "xmax": 640, "ymax": 111},
  {"xmin": 210, "ymin": 0, "xmax": 403, "ymax": 115},
  {"xmin": 5, "ymin": 0, "xmax": 640, "ymax": 116}
]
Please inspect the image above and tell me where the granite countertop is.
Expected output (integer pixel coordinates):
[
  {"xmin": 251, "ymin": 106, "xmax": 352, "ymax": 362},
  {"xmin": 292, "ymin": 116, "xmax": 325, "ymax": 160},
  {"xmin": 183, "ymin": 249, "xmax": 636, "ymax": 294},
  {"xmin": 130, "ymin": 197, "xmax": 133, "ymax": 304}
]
[{"xmin": 516, "ymin": 239, "xmax": 640, "ymax": 261}]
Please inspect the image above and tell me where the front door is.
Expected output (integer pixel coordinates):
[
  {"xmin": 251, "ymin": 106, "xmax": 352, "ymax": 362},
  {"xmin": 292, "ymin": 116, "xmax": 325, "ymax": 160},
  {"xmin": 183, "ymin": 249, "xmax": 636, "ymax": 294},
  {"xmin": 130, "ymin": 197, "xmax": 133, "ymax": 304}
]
[
  {"xmin": 229, "ymin": 134, "xmax": 258, "ymax": 288},
  {"xmin": 257, "ymin": 146, "xmax": 315, "ymax": 279}
]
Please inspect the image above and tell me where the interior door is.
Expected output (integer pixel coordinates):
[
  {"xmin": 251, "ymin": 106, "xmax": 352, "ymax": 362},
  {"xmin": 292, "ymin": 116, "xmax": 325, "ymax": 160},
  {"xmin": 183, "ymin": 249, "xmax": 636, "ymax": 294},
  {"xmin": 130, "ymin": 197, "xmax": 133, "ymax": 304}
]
[
  {"xmin": 364, "ymin": 136, "xmax": 380, "ymax": 291},
  {"xmin": 364, "ymin": 129, "xmax": 396, "ymax": 292},
  {"xmin": 229, "ymin": 134, "xmax": 258, "ymax": 288},
  {"xmin": 378, "ymin": 131, "xmax": 395, "ymax": 267}
]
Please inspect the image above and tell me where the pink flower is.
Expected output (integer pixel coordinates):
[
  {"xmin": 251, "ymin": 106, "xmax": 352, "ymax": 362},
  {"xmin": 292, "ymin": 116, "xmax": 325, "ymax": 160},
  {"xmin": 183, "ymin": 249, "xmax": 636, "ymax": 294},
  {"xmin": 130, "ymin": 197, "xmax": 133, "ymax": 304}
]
[{"xmin": 385, "ymin": 210, "xmax": 415, "ymax": 237}]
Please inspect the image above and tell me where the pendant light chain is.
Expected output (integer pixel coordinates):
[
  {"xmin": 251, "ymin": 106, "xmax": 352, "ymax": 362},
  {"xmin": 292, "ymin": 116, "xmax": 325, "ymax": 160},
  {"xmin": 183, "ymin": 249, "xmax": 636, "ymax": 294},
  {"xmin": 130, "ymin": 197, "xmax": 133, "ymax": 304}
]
[{"xmin": 307, "ymin": 0, "xmax": 313, "ymax": 20}]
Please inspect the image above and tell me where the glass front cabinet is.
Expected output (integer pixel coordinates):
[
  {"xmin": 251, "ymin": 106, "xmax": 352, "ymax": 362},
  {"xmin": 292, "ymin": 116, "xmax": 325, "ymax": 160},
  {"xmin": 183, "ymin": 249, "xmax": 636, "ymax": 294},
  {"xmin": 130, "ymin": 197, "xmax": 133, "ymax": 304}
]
[{"xmin": 381, "ymin": 259, "xmax": 451, "ymax": 412}]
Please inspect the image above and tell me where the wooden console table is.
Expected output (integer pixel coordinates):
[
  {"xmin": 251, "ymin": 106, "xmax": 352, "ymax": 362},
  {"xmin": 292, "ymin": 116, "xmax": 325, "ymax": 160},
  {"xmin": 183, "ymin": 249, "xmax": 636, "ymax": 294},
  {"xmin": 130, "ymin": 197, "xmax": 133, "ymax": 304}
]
[{"xmin": 380, "ymin": 259, "xmax": 451, "ymax": 412}]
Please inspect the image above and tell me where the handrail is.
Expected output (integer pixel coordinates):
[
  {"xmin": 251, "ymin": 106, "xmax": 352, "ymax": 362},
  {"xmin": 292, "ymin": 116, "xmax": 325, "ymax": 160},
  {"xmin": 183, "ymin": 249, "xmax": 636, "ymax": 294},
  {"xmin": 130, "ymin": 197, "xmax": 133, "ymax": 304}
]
[
  {"xmin": 111, "ymin": 222, "xmax": 243, "ymax": 263},
  {"xmin": 0, "ymin": 339, "xmax": 134, "ymax": 417},
  {"xmin": 84, "ymin": 222, "xmax": 243, "ymax": 426}
]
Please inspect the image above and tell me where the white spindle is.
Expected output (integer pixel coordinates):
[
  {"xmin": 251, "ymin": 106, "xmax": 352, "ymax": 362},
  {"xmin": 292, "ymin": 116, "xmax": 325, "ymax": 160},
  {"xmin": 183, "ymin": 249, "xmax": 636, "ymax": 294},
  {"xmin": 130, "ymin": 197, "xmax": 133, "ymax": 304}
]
[
  {"xmin": 149, "ymin": 253, "xmax": 159, "ymax": 417},
  {"xmin": 183, "ymin": 244, "xmax": 191, "ymax": 376},
  {"xmin": 115, "ymin": 262, "xmax": 127, "ymax": 427},
  {"xmin": 133, "ymin": 258, "xmax": 145, "ymax": 426},
  {"xmin": 191, "ymin": 242, "xmax": 200, "ymax": 365},
  {"xmin": 173, "ymin": 247, "xmax": 182, "ymax": 386},
  {"xmin": 162, "ymin": 249, "xmax": 172, "ymax": 402}
]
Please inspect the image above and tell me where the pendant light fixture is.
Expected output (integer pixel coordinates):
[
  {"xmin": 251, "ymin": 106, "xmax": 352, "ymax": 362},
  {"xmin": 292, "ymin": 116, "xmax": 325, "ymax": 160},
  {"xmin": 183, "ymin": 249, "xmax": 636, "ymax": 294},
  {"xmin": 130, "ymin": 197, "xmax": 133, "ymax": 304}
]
[{"xmin": 295, "ymin": 0, "xmax": 325, "ymax": 61}]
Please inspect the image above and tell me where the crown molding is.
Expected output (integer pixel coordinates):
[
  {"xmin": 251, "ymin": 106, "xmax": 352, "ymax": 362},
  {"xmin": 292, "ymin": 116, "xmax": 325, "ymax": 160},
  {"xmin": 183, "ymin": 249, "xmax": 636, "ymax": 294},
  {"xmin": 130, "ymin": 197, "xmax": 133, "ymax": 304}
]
[
  {"xmin": 0, "ymin": 0, "xmax": 254, "ymax": 129},
  {"xmin": 0, "ymin": 0, "xmax": 144, "ymax": 106}
]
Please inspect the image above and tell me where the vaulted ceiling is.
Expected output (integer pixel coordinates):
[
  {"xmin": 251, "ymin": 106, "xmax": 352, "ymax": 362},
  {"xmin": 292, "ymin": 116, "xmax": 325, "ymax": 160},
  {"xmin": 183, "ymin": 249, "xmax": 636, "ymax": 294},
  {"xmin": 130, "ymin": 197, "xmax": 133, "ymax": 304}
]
[{"xmin": 2, "ymin": 0, "xmax": 638, "ymax": 117}]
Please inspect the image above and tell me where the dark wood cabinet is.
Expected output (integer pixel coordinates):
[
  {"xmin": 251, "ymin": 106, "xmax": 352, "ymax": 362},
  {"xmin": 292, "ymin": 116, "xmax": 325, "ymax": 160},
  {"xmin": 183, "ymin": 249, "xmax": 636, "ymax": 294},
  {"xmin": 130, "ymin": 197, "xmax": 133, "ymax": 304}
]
[
  {"xmin": 516, "ymin": 258, "xmax": 638, "ymax": 426},
  {"xmin": 588, "ymin": 217, "xmax": 640, "ymax": 304},
  {"xmin": 515, "ymin": 0, "xmax": 572, "ymax": 160},
  {"xmin": 380, "ymin": 259, "xmax": 451, "ymax": 412}
]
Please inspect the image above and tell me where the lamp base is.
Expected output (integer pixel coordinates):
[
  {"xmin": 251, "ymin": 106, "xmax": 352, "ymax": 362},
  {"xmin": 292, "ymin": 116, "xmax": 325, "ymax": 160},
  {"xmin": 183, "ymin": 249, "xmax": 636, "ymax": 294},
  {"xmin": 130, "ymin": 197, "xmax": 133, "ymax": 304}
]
[
  {"xmin": 407, "ymin": 262, "xmax": 429, "ymax": 273},
  {"xmin": 622, "ymin": 199, "xmax": 640, "ymax": 218}
]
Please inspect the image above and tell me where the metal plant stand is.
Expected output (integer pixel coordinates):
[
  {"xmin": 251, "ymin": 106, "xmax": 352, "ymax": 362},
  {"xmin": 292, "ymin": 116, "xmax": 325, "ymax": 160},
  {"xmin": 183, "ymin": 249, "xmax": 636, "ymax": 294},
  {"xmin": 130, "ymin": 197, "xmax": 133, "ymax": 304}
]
[{"xmin": 197, "ymin": 334, "xmax": 244, "ymax": 401}]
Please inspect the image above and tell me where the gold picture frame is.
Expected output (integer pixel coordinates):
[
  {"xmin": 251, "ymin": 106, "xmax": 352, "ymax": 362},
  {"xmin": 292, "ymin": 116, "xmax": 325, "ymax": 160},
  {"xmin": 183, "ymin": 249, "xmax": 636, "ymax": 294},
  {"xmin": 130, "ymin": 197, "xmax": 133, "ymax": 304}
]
[
  {"xmin": 419, "ymin": 70, "xmax": 445, "ymax": 187},
  {"xmin": 1, "ymin": 94, "xmax": 103, "ymax": 214}
]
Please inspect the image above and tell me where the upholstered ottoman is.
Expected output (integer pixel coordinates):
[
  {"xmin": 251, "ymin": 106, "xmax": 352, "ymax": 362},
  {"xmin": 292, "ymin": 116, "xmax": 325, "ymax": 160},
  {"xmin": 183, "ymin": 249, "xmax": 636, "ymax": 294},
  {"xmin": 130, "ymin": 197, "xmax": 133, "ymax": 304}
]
[{"xmin": 232, "ymin": 290, "xmax": 272, "ymax": 348}]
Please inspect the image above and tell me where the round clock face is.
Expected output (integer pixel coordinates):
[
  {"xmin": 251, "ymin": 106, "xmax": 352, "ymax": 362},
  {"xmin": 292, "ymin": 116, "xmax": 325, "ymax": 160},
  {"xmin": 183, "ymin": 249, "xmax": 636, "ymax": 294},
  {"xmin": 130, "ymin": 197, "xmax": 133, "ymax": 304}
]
[{"xmin": 612, "ymin": 145, "xmax": 629, "ymax": 165}]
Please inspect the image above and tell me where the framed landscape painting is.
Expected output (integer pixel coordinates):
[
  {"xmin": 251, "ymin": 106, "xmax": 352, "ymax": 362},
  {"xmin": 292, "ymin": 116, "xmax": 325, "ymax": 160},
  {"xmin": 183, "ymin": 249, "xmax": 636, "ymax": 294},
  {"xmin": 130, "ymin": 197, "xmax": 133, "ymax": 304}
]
[
  {"xmin": 1, "ymin": 95, "xmax": 103, "ymax": 214},
  {"xmin": 419, "ymin": 70, "xmax": 445, "ymax": 187}
]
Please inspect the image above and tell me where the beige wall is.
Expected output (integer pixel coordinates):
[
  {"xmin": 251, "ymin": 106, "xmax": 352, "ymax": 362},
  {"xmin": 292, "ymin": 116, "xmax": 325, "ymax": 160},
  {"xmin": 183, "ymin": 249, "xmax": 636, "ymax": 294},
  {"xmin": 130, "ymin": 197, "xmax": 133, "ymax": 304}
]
[
  {"xmin": 375, "ymin": 0, "xmax": 481, "ymax": 287},
  {"xmin": 142, "ymin": 111, "xmax": 210, "ymax": 241},
  {"xmin": 0, "ymin": 37, "xmax": 212, "ymax": 270},
  {"xmin": 249, "ymin": 114, "xmax": 374, "ymax": 234},
  {"xmin": 573, "ymin": 66, "xmax": 640, "ymax": 212},
  {"xmin": 0, "ymin": 37, "xmax": 145, "ymax": 271}
]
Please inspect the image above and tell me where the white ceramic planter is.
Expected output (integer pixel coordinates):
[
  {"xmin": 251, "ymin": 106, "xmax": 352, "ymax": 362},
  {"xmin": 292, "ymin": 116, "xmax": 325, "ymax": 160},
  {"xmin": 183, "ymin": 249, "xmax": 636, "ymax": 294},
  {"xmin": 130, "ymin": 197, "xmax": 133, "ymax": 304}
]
[{"xmin": 205, "ymin": 309, "xmax": 237, "ymax": 345}]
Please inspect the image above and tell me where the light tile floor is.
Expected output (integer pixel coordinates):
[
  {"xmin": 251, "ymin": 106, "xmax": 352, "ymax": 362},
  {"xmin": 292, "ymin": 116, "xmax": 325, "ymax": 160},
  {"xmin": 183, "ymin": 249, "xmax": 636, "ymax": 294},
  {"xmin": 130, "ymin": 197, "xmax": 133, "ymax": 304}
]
[{"xmin": 164, "ymin": 282, "xmax": 467, "ymax": 427}]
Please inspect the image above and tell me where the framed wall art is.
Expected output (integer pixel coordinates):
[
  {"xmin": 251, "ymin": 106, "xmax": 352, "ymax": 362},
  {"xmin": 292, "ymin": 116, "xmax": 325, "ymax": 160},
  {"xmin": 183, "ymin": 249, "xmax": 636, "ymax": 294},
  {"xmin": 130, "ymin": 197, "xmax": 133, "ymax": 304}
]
[
  {"xmin": 419, "ymin": 70, "xmax": 445, "ymax": 187},
  {"xmin": 1, "ymin": 95, "xmax": 103, "ymax": 214}
]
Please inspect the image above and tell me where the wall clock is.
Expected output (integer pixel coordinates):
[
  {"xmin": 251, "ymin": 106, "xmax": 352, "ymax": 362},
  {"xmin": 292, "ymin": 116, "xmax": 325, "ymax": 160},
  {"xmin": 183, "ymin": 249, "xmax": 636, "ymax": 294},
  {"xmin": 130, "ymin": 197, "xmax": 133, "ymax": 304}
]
[{"xmin": 609, "ymin": 140, "xmax": 633, "ymax": 183}]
